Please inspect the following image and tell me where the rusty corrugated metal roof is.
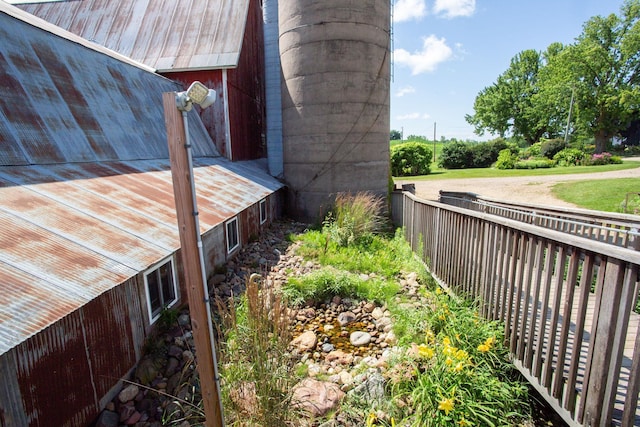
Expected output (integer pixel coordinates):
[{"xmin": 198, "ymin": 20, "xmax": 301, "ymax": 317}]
[
  {"xmin": 0, "ymin": 5, "xmax": 284, "ymax": 356},
  {"xmin": 17, "ymin": 0, "xmax": 250, "ymax": 72},
  {"xmin": 0, "ymin": 4, "xmax": 219, "ymax": 166},
  {"xmin": 0, "ymin": 158, "xmax": 283, "ymax": 355}
]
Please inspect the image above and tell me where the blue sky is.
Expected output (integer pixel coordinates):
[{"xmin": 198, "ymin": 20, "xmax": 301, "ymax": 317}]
[{"xmin": 391, "ymin": 0, "xmax": 627, "ymax": 141}]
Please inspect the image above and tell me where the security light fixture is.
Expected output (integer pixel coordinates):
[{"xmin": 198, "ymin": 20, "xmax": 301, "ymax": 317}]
[{"xmin": 176, "ymin": 81, "xmax": 216, "ymax": 111}]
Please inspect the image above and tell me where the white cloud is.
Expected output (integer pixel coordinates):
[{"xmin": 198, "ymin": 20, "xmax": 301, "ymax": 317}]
[
  {"xmin": 396, "ymin": 86, "xmax": 416, "ymax": 97},
  {"xmin": 393, "ymin": 35, "xmax": 453, "ymax": 75},
  {"xmin": 433, "ymin": 0, "xmax": 476, "ymax": 18},
  {"xmin": 394, "ymin": 0, "xmax": 427, "ymax": 22},
  {"xmin": 397, "ymin": 112, "xmax": 431, "ymax": 120}
]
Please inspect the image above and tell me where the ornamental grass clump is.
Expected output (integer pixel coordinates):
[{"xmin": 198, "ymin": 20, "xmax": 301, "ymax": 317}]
[{"xmin": 323, "ymin": 192, "xmax": 386, "ymax": 247}]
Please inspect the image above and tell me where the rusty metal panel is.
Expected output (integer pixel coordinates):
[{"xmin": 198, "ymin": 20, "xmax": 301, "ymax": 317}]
[
  {"xmin": 15, "ymin": 311, "xmax": 99, "ymax": 427},
  {"xmin": 0, "ymin": 7, "xmax": 219, "ymax": 166},
  {"xmin": 19, "ymin": 0, "xmax": 250, "ymax": 71}
]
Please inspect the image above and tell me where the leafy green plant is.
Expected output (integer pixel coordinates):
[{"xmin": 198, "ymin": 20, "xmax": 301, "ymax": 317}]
[
  {"xmin": 540, "ymin": 139, "xmax": 566, "ymax": 159},
  {"xmin": 391, "ymin": 142, "xmax": 433, "ymax": 176},
  {"xmin": 494, "ymin": 148, "xmax": 517, "ymax": 169},
  {"xmin": 553, "ymin": 148, "xmax": 585, "ymax": 166},
  {"xmin": 514, "ymin": 158, "xmax": 555, "ymax": 169},
  {"xmin": 469, "ymin": 139, "xmax": 508, "ymax": 168},
  {"xmin": 438, "ymin": 141, "xmax": 473, "ymax": 169}
]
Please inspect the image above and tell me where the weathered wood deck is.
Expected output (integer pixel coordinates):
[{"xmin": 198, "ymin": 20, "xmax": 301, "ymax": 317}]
[{"xmin": 393, "ymin": 190, "xmax": 640, "ymax": 426}]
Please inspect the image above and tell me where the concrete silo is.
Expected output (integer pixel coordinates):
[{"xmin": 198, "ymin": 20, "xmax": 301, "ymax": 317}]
[{"xmin": 278, "ymin": 0, "xmax": 391, "ymax": 222}]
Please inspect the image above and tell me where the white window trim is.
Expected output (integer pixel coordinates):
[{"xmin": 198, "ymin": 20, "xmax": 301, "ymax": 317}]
[
  {"xmin": 143, "ymin": 256, "xmax": 179, "ymax": 324},
  {"xmin": 259, "ymin": 199, "xmax": 267, "ymax": 224},
  {"xmin": 226, "ymin": 217, "xmax": 240, "ymax": 254}
]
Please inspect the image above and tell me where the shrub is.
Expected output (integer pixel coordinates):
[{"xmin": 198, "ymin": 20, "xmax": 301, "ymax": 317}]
[
  {"xmin": 391, "ymin": 142, "xmax": 432, "ymax": 176},
  {"xmin": 553, "ymin": 148, "xmax": 585, "ymax": 166},
  {"xmin": 494, "ymin": 148, "xmax": 517, "ymax": 169},
  {"xmin": 540, "ymin": 139, "xmax": 566, "ymax": 159},
  {"xmin": 438, "ymin": 141, "xmax": 473, "ymax": 169},
  {"xmin": 469, "ymin": 139, "xmax": 508, "ymax": 168},
  {"xmin": 522, "ymin": 142, "xmax": 542, "ymax": 158},
  {"xmin": 583, "ymin": 152, "xmax": 623, "ymax": 165},
  {"xmin": 514, "ymin": 158, "xmax": 555, "ymax": 169}
]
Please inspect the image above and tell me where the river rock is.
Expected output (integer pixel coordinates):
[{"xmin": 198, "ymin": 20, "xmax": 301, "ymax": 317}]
[
  {"xmin": 337, "ymin": 311, "xmax": 357, "ymax": 326},
  {"xmin": 291, "ymin": 330, "xmax": 318, "ymax": 352},
  {"xmin": 350, "ymin": 331, "xmax": 372, "ymax": 346},
  {"xmin": 291, "ymin": 378, "xmax": 345, "ymax": 417}
]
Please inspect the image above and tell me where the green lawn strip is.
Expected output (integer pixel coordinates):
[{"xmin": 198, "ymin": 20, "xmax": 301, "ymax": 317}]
[
  {"xmin": 394, "ymin": 161, "xmax": 640, "ymax": 181},
  {"xmin": 552, "ymin": 177, "xmax": 640, "ymax": 212}
]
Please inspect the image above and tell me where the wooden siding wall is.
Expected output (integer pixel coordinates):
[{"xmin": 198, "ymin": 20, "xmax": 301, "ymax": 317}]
[
  {"xmin": 170, "ymin": 70, "xmax": 228, "ymax": 158},
  {"xmin": 226, "ymin": 0, "xmax": 267, "ymax": 161},
  {"xmin": 393, "ymin": 191, "xmax": 640, "ymax": 427}
]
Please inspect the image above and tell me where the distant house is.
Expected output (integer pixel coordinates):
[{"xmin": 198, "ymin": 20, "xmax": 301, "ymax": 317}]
[
  {"xmin": 0, "ymin": 3, "xmax": 282, "ymax": 426},
  {"xmin": 20, "ymin": 0, "xmax": 268, "ymax": 162}
]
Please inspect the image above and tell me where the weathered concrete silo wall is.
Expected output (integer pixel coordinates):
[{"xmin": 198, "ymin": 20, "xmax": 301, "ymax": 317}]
[{"xmin": 279, "ymin": 0, "xmax": 391, "ymax": 222}]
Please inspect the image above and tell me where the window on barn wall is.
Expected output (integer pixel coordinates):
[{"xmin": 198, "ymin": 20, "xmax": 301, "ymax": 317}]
[
  {"xmin": 259, "ymin": 199, "xmax": 267, "ymax": 224},
  {"xmin": 226, "ymin": 217, "xmax": 239, "ymax": 253},
  {"xmin": 144, "ymin": 257, "xmax": 178, "ymax": 323}
]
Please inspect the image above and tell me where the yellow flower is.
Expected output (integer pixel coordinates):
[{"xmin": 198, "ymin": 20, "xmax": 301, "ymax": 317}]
[
  {"xmin": 442, "ymin": 336, "xmax": 451, "ymax": 346},
  {"xmin": 458, "ymin": 417, "xmax": 471, "ymax": 426},
  {"xmin": 425, "ymin": 329, "xmax": 435, "ymax": 344},
  {"xmin": 453, "ymin": 361, "xmax": 464, "ymax": 372},
  {"xmin": 366, "ymin": 412, "xmax": 377, "ymax": 427},
  {"xmin": 438, "ymin": 314, "xmax": 446, "ymax": 321},
  {"xmin": 445, "ymin": 356, "xmax": 454, "ymax": 366},
  {"xmin": 438, "ymin": 397, "xmax": 455, "ymax": 415},
  {"xmin": 435, "ymin": 288, "xmax": 442, "ymax": 295},
  {"xmin": 485, "ymin": 336, "xmax": 496, "ymax": 346},
  {"xmin": 417, "ymin": 344, "xmax": 435, "ymax": 359},
  {"xmin": 477, "ymin": 343, "xmax": 490, "ymax": 353},
  {"xmin": 455, "ymin": 349, "xmax": 468, "ymax": 361}
]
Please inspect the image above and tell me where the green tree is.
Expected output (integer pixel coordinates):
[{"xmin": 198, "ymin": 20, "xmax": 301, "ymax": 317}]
[
  {"xmin": 390, "ymin": 129, "xmax": 402, "ymax": 140},
  {"xmin": 466, "ymin": 49, "xmax": 563, "ymax": 144},
  {"xmin": 544, "ymin": 0, "xmax": 640, "ymax": 152}
]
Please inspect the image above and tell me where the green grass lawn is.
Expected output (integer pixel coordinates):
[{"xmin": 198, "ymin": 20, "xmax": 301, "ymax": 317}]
[
  {"xmin": 395, "ymin": 160, "xmax": 640, "ymax": 181},
  {"xmin": 552, "ymin": 178, "xmax": 640, "ymax": 213}
]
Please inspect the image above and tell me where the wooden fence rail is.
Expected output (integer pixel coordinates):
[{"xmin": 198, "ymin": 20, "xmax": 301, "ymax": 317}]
[{"xmin": 393, "ymin": 191, "xmax": 640, "ymax": 426}]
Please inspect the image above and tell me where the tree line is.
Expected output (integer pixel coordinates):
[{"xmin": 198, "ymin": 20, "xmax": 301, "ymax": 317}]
[{"xmin": 464, "ymin": 0, "xmax": 640, "ymax": 153}]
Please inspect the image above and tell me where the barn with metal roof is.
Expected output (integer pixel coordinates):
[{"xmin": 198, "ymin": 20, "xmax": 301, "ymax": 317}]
[{"xmin": 0, "ymin": 3, "xmax": 283, "ymax": 426}]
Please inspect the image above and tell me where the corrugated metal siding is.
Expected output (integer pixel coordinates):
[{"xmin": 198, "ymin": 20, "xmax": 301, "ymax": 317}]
[
  {"xmin": 0, "ymin": 158, "xmax": 283, "ymax": 356},
  {"xmin": 0, "ymin": 9, "xmax": 218, "ymax": 166},
  {"xmin": 18, "ymin": 0, "xmax": 250, "ymax": 71}
]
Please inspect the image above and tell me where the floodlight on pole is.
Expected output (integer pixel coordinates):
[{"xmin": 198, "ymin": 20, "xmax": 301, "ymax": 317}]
[{"xmin": 165, "ymin": 81, "xmax": 224, "ymax": 427}]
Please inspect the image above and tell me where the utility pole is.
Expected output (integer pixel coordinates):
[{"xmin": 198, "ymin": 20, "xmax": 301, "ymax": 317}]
[
  {"xmin": 163, "ymin": 92, "xmax": 224, "ymax": 427},
  {"xmin": 564, "ymin": 88, "xmax": 575, "ymax": 145},
  {"xmin": 433, "ymin": 122, "xmax": 437, "ymax": 163}
]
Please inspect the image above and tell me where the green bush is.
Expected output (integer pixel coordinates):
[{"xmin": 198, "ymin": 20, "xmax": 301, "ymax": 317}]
[
  {"xmin": 391, "ymin": 142, "xmax": 432, "ymax": 176},
  {"xmin": 583, "ymin": 152, "xmax": 623, "ymax": 165},
  {"xmin": 469, "ymin": 139, "xmax": 508, "ymax": 168},
  {"xmin": 323, "ymin": 192, "xmax": 386, "ymax": 247},
  {"xmin": 540, "ymin": 139, "xmax": 566, "ymax": 159},
  {"xmin": 514, "ymin": 158, "xmax": 555, "ymax": 169},
  {"xmin": 494, "ymin": 148, "xmax": 517, "ymax": 169},
  {"xmin": 438, "ymin": 141, "xmax": 473, "ymax": 169},
  {"xmin": 553, "ymin": 148, "xmax": 585, "ymax": 166},
  {"xmin": 522, "ymin": 142, "xmax": 542, "ymax": 158}
]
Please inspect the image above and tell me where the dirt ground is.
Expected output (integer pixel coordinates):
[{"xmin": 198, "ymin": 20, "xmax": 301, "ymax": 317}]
[{"xmin": 396, "ymin": 157, "xmax": 640, "ymax": 208}]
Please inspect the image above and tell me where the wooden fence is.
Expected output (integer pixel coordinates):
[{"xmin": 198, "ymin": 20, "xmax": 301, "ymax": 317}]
[{"xmin": 393, "ymin": 191, "xmax": 640, "ymax": 426}]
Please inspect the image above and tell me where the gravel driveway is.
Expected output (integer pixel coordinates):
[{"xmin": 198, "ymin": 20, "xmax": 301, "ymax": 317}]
[{"xmin": 398, "ymin": 157, "xmax": 640, "ymax": 208}]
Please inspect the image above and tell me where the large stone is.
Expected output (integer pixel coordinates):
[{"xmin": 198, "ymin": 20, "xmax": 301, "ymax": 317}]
[
  {"xmin": 350, "ymin": 331, "xmax": 372, "ymax": 346},
  {"xmin": 291, "ymin": 378, "xmax": 345, "ymax": 417},
  {"xmin": 291, "ymin": 330, "xmax": 318, "ymax": 352},
  {"xmin": 95, "ymin": 410, "xmax": 119, "ymax": 427},
  {"xmin": 325, "ymin": 349, "xmax": 354, "ymax": 365},
  {"xmin": 118, "ymin": 384, "xmax": 139, "ymax": 403},
  {"xmin": 229, "ymin": 381, "xmax": 258, "ymax": 416},
  {"xmin": 337, "ymin": 311, "xmax": 357, "ymax": 326}
]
